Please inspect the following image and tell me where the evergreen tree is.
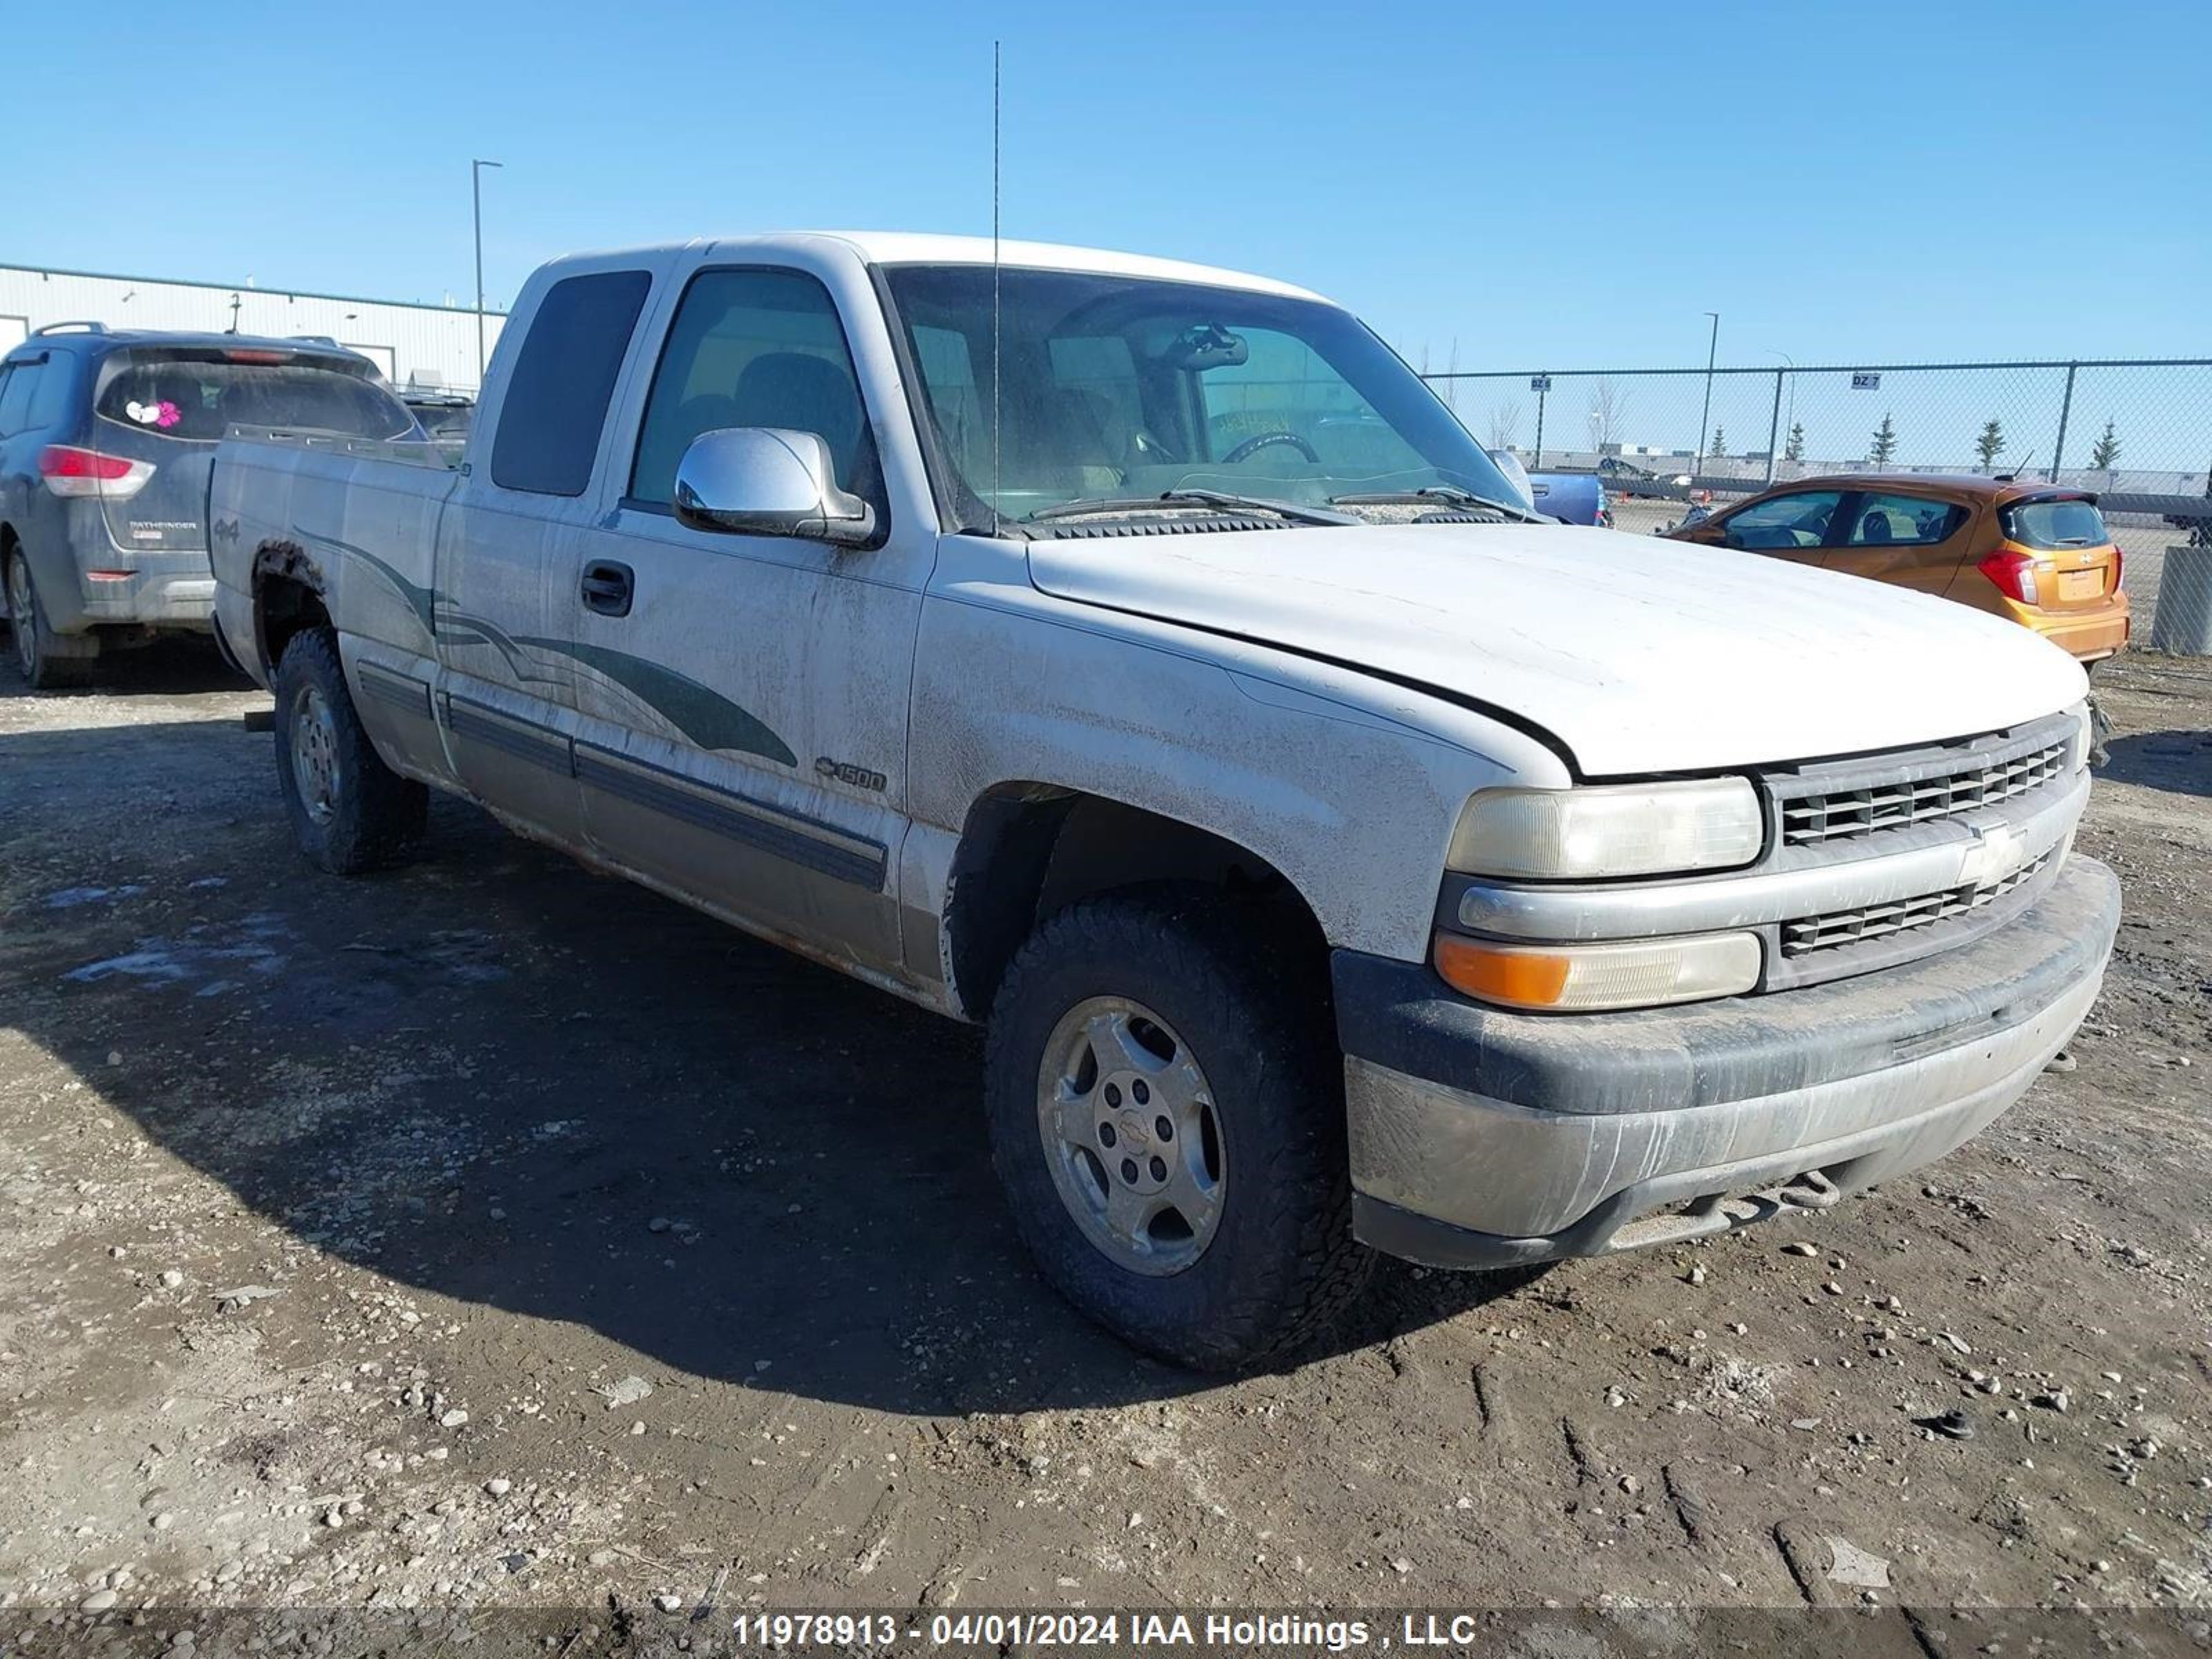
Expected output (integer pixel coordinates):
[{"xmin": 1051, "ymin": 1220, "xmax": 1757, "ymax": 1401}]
[
  {"xmin": 1785, "ymin": 421, "xmax": 1805, "ymax": 463},
  {"xmin": 2089, "ymin": 419, "xmax": 2121, "ymax": 473},
  {"xmin": 1974, "ymin": 417, "xmax": 2007, "ymax": 471},
  {"xmin": 1708, "ymin": 427, "xmax": 1727, "ymax": 458},
  {"xmin": 1869, "ymin": 413, "xmax": 1898, "ymax": 466}
]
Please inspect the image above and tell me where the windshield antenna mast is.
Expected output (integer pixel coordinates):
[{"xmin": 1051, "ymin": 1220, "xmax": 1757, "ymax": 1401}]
[{"xmin": 991, "ymin": 38, "xmax": 1003, "ymax": 537}]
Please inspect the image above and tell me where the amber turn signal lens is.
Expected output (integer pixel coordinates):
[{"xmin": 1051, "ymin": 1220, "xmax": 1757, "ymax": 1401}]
[
  {"xmin": 1433, "ymin": 935, "xmax": 1573, "ymax": 1008},
  {"xmin": 1432, "ymin": 929, "xmax": 1763, "ymax": 1013}
]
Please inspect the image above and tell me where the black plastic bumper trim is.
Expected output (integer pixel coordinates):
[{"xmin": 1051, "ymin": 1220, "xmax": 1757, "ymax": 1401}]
[
  {"xmin": 1332, "ymin": 856, "xmax": 2120, "ymax": 1118},
  {"xmin": 574, "ymin": 744, "xmax": 887, "ymax": 892}
]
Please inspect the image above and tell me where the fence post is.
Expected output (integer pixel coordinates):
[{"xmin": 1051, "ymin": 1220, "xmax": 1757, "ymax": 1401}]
[
  {"xmin": 2048, "ymin": 362, "xmax": 2077, "ymax": 482},
  {"xmin": 1533, "ymin": 377, "xmax": 1548, "ymax": 470},
  {"xmin": 1765, "ymin": 368, "xmax": 1785, "ymax": 485}
]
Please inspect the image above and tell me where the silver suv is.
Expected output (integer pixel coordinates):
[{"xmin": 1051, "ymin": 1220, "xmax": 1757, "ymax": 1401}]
[{"xmin": 0, "ymin": 326, "xmax": 415, "ymax": 686}]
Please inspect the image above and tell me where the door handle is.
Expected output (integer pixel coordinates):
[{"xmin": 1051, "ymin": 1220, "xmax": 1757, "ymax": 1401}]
[{"xmin": 580, "ymin": 560, "xmax": 634, "ymax": 618}]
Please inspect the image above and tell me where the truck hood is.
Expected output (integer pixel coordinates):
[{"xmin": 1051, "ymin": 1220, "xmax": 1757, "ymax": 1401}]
[{"xmin": 1026, "ymin": 522, "xmax": 2088, "ymax": 776}]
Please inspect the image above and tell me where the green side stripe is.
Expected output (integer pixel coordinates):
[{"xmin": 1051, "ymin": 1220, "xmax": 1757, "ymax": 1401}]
[
  {"xmin": 308, "ymin": 532, "xmax": 437, "ymax": 639},
  {"xmin": 303, "ymin": 534, "xmax": 794, "ymax": 769},
  {"xmin": 514, "ymin": 636, "xmax": 798, "ymax": 767}
]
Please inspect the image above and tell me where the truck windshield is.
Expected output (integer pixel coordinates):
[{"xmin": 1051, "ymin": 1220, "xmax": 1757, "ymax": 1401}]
[
  {"xmin": 880, "ymin": 264, "xmax": 1515, "ymax": 525},
  {"xmin": 95, "ymin": 350, "xmax": 418, "ymax": 444}
]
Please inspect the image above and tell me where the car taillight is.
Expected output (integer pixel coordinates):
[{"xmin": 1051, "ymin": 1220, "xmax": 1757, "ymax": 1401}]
[
  {"xmin": 37, "ymin": 445, "xmax": 156, "ymax": 500},
  {"xmin": 2110, "ymin": 545, "xmax": 2124, "ymax": 591},
  {"xmin": 1978, "ymin": 548, "xmax": 2043, "ymax": 606}
]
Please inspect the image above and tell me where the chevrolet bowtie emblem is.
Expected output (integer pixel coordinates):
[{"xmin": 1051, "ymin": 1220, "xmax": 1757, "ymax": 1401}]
[{"xmin": 1957, "ymin": 820, "xmax": 2029, "ymax": 889}]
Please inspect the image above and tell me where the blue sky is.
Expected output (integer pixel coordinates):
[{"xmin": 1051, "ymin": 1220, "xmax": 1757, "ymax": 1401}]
[{"xmin": 15, "ymin": 0, "xmax": 2209, "ymax": 371}]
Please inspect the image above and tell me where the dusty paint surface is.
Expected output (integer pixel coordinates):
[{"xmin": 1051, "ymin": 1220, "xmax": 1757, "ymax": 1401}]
[{"xmin": 0, "ymin": 643, "xmax": 2207, "ymax": 1622}]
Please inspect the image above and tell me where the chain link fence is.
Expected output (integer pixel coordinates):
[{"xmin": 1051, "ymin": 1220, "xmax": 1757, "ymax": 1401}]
[{"xmin": 1423, "ymin": 359, "xmax": 2212, "ymax": 652}]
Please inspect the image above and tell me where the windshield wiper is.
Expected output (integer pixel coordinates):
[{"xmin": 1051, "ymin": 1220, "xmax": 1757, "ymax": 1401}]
[
  {"xmin": 1329, "ymin": 485, "xmax": 1542, "ymax": 523},
  {"xmin": 1029, "ymin": 489, "xmax": 1357, "ymax": 527}
]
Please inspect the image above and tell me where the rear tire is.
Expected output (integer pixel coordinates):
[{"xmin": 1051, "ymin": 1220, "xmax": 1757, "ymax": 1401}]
[
  {"xmin": 272, "ymin": 626, "xmax": 427, "ymax": 874},
  {"xmin": 984, "ymin": 888, "xmax": 1372, "ymax": 1371},
  {"xmin": 6, "ymin": 547, "xmax": 96, "ymax": 690}
]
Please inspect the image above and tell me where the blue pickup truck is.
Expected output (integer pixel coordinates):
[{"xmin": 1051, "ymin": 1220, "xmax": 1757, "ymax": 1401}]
[{"xmin": 1486, "ymin": 448, "xmax": 1610, "ymax": 527}]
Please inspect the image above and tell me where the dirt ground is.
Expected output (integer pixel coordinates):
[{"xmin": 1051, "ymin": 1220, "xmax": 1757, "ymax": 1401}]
[{"xmin": 1, "ymin": 636, "xmax": 2208, "ymax": 1631}]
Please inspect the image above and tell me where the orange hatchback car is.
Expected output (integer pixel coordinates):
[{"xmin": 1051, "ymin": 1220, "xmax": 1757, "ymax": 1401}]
[{"xmin": 1669, "ymin": 475, "xmax": 2129, "ymax": 665}]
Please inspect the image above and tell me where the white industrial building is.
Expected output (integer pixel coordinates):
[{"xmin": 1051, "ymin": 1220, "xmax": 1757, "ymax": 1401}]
[{"xmin": 0, "ymin": 263, "xmax": 505, "ymax": 393}]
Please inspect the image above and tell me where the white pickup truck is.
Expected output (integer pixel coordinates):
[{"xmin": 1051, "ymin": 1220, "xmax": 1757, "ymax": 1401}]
[{"xmin": 208, "ymin": 233, "xmax": 2118, "ymax": 1369}]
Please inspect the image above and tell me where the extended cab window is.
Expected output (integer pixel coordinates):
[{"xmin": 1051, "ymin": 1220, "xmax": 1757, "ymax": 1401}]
[
  {"xmin": 1721, "ymin": 490, "xmax": 1844, "ymax": 550},
  {"xmin": 1846, "ymin": 494, "xmax": 1964, "ymax": 547},
  {"xmin": 491, "ymin": 269, "xmax": 652, "ymax": 497},
  {"xmin": 630, "ymin": 268, "xmax": 879, "ymax": 512}
]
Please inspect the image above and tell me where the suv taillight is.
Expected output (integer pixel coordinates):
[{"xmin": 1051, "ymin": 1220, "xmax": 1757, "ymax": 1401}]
[
  {"xmin": 1978, "ymin": 548, "xmax": 2043, "ymax": 606},
  {"xmin": 37, "ymin": 445, "xmax": 155, "ymax": 500}
]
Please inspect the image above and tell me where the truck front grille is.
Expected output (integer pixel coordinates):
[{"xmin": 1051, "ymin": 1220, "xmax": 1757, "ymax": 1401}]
[
  {"xmin": 1779, "ymin": 739, "xmax": 2069, "ymax": 847},
  {"xmin": 1780, "ymin": 851, "xmax": 2053, "ymax": 957}
]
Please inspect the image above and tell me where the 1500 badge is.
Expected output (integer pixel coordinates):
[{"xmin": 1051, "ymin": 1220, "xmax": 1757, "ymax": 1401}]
[{"xmin": 815, "ymin": 756, "xmax": 888, "ymax": 792}]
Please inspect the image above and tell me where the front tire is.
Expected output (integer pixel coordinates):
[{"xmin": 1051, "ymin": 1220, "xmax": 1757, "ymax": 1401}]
[
  {"xmin": 984, "ymin": 889, "xmax": 1372, "ymax": 1371},
  {"xmin": 272, "ymin": 626, "xmax": 427, "ymax": 874},
  {"xmin": 6, "ymin": 547, "xmax": 96, "ymax": 690}
]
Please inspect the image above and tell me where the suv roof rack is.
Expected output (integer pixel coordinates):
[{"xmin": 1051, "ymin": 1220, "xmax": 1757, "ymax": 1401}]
[{"xmin": 32, "ymin": 320, "xmax": 109, "ymax": 336}]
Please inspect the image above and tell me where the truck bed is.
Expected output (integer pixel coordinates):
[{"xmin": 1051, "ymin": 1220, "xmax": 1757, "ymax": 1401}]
[{"xmin": 207, "ymin": 428, "xmax": 461, "ymax": 684}]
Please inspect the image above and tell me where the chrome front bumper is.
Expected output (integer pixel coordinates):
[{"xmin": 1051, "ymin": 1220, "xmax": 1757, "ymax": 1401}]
[{"xmin": 1337, "ymin": 856, "xmax": 2120, "ymax": 1269}]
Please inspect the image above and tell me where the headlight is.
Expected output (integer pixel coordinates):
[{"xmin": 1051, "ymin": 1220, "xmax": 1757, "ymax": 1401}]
[
  {"xmin": 1447, "ymin": 777, "xmax": 1763, "ymax": 881},
  {"xmin": 1434, "ymin": 930, "xmax": 1761, "ymax": 1013}
]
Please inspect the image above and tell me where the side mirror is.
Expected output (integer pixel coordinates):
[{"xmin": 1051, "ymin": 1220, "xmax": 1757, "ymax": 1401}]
[{"xmin": 673, "ymin": 428, "xmax": 876, "ymax": 547}]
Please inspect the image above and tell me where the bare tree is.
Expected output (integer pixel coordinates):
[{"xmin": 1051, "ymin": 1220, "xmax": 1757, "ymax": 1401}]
[
  {"xmin": 1588, "ymin": 378, "xmax": 1629, "ymax": 450},
  {"xmin": 1486, "ymin": 400, "xmax": 1524, "ymax": 451}
]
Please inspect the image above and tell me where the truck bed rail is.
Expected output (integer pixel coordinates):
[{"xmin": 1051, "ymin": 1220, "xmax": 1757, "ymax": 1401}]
[{"xmin": 221, "ymin": 426, "xmax": 460, "ymax": 471}]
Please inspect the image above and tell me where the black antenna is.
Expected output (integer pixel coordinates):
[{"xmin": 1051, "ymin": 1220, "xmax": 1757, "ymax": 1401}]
[{"xmin": 991, "ymin": 39, "xmax": 1003, "ymax": 537}]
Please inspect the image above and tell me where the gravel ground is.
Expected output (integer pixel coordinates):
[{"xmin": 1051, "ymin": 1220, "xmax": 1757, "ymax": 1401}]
[{"xmin": 0, "ymin": 633, "xmax": 2208, "ymax": 1634}]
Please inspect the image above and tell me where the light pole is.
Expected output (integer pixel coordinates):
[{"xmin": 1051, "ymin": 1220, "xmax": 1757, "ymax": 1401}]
[
  {"xmin": 1694, "ymin": 310, "xmax": 1720, "ymax": 480},
  {"xmin": 472, "ymin": 158, "xmax": 504, "ymax": 386}
]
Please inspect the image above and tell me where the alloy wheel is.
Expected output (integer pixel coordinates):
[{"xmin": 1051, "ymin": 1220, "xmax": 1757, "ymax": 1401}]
[
  {"xmin": 288, "ymin": 684, "xmax": 344, "ymax": 825},
  {"xmin": 1035, "ymin": 996, "xmax": 1225, "ymax": 1276}
]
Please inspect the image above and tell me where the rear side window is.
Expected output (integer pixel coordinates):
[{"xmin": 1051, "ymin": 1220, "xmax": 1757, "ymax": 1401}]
[
  {"xmin": 0, "ymin": 362, "xmax": 41, "ymax": 435},
  {"xmin": 28, "ymin": 357, "xmax": 73, "ymax": 427},
  {"xmin": 1846, "ymin": 493, "xmax": 1966, "ymax": 547},
  {"xmin": 491, "ymin": 270, "xmax": 651, "ymax": 497},
  {"xmin": 95, "ymin": 351, "xmax": 415, "ymax": 443},
  {"xmin": 2002, "ymin": 498, "xmax": 2109, "ymax": 550}
]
